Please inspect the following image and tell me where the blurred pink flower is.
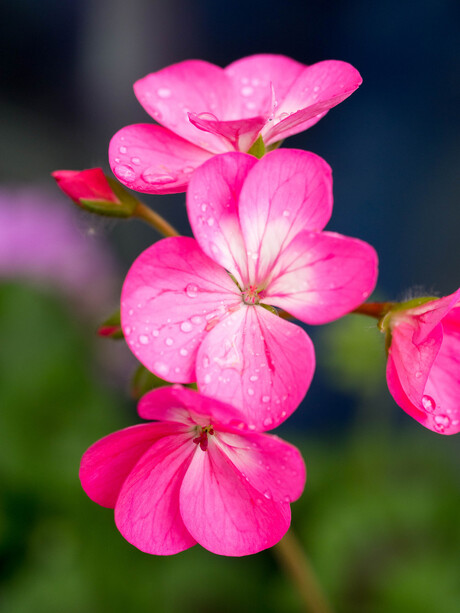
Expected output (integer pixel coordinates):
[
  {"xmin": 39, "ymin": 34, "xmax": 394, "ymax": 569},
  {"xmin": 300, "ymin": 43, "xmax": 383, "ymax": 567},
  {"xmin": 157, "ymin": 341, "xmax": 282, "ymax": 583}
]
[
  {"xmin": 121, "ymin": 150, "xmax": 378, "ymax": 429},
  {"xmin": 386, "ymin": 290, "xmax": 460, "ymax": 434},
  {"xmin": 109, "ymin": 54, "xmax": 362, "ymax": 194},
  {"xmin": 0, "ymin": 186, "xmax": 117, "ymax": 313},
  {"xmin": 80, "ymin": 386, "xmax": 305, "ymax": 556}
]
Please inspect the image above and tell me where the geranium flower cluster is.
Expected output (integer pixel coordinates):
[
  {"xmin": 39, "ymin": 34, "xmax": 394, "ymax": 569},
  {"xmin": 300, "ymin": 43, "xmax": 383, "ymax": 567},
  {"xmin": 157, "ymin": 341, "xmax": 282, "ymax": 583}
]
[{"xmin": 53, "ymin": 54, "xmax": 459, "ymax": 558}]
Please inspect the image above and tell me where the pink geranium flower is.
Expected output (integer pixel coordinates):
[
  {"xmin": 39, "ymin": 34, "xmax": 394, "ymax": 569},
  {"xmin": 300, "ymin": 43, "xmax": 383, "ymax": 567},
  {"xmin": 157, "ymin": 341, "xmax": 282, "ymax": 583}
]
[
  {"xmin": 52, "ymin": 168, "xmax": 120, "ymax": 205},
  {"xmin": 386, "ymin": 290, "xmax": 460, "ymax": 434},
  {"xmin": 121, "ymin": 150, "xmax": 378, "ymax": 429},
  {"xmin": 109, "ymin": 54, "xmax": 362, "ymax": 194},
  {"xmin": 80, "ymin": 386, "xmax": 306, "ymax": 556}
]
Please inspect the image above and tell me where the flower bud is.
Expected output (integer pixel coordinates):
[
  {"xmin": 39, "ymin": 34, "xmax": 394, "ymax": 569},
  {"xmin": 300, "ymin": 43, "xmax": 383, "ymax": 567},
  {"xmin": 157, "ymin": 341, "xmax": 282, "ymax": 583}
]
[{"xmin": 52, "ymin": 168, "xmax": 139, "ymax": 218}]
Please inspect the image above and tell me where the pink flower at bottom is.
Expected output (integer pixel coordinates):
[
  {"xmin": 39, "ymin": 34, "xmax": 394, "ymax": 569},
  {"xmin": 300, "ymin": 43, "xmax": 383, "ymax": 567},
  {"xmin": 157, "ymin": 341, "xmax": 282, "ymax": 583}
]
[
  {"xmin": 80, "ymin": 386, "xmax": 306, "ymax": 556},
  {"xmin": 386, "ymin": 289, "xmax": 460, "ymax": 434}
]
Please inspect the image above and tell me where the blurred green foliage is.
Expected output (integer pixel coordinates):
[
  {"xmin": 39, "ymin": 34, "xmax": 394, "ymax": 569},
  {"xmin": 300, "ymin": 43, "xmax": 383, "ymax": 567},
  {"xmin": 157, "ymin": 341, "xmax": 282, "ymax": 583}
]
[{"xmin": 0, "ymin": 282, "xmax": 459, "ymax": 613}]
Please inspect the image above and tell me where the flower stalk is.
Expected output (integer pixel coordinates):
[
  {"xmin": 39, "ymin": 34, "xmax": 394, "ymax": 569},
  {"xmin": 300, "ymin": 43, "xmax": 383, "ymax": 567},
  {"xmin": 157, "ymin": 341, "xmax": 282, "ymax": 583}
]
[{"xmin": 274, "ymin": 530, "xmax": 334, "ymax": 613}]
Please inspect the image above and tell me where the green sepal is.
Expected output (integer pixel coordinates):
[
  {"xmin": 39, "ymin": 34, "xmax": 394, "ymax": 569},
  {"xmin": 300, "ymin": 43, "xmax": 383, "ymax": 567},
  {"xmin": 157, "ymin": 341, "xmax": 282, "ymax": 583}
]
[
  {"xmin": 247, "ymin": 135, "xmax": 266, "ymax": 159},
  {"xmin": 378, "ymin": 296, "xmax": 438, "ymax": 333},
  {"xmin": 260, "ymin": 303, "xmax": 279, "ymax": 316},
  {"xmin": 97, "ymin": 309, "xmax": 123, "ymax": 339},
  {"xmin": 80, "ymin": 178, "xmax": 140, "ymax": 218}
]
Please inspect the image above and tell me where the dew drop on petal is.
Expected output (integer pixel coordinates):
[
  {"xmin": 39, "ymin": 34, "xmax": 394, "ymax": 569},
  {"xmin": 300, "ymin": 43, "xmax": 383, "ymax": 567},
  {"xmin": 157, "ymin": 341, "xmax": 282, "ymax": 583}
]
[
  {"xmin": 415, "ymin": 371, "xmax": 422, "ymax": 379},
  {"xmin": 433, "ymin": 414, "xmax": 450, "ymax": 433},
  {"xmin": 124, "ymin": 326, "xmax": 131, "ymax": 335},
  {"xmin": 247, "ymin": 388, "xmax": 254, "ymax": 396},
  {"xmin": 157, "ymin": 87, "xmax": 171, "ymax": 98},
  {"xmin": 152, "ymin": 329, "xmax": 159, "ymax": 337},
  {"xmin": 179, "ymin": 348, "xmax": 188, "ymax": 356},
  {"xmin": 131, "ymin": 157, "xmax": 141, "ymax": 165},
  {"xmin": 154, "ymin": 362, "xmax": 170, "ymax": 377},
  {"xmin": 249, "ymin": 375, "xmax": 258, "ymax": 382},
  {"xmin": 191, "ymin": 315, "xmax": 203, "ymax": 325},
  {"xmin": 142, "ymin": 170, "xmax": 176, "ymax": 185},
  {"xmin": 262, "ymin": 396, "xmax": 270, "ymax": 403},
  {"xmin": 282, "ymin": 209, "xmax": 290, "ymax": 217},
  {"xmin": 186, "ymin": 284, "xmax": 198, "ymax": 298},
  {"xmin": 421, "ymin": 394, "xmax": 436, "ymax": 413},
  {"xmin": 204, "ymin": 374, "xmax": 211, "ymax": 384},
  {"xmin": 180, "ymin": 321, "xmax": 193, "ymax": 333},
  {"xmin": 241, "ymin": 86, "xmax": 254, "ymax": 96},
  {"xmin": 115, "ymin": 164, "xmax": 136, "ymax": 182},
  {"xmin": 165, "ymin": 337, "xmax": 174, "ymax": 346},
  {"xmin": 263, "ymin": 416, "xmax": 273, "ymax": 427},
  {"xmin": 139, "ymin": 334, "xmax": 149, "ymax": 345},
  {"xmin": 263, "ymin": 490, "xmax": 272, "ymax": 500}
]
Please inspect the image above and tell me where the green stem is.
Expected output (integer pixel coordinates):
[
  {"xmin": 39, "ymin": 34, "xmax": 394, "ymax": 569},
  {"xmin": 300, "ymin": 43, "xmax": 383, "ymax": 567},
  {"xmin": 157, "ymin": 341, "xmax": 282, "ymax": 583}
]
[
  {"xmin": 274, "ymin": 530, "xmax": 334, "ymax": 613},
  {"xmin": 132, "ymin": 202, "xmax": 180, "ymax": 237},
  {"xmin": 350, "ymin": 302, "xmax": 394, "ymax": 320}
]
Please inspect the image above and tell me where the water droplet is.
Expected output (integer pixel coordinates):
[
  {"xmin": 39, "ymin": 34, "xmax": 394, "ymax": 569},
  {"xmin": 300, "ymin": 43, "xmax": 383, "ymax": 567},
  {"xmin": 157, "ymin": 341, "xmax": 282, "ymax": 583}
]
[
  {"xmin": 283, "ymin": 495, "xmax": 291, "ymax": 503},
  {"xmin": 262, "ymin": 396, "xmax": 270, "ymax": 403},
  {"xmin": 131, "ymin": 157, "xmax": 141, "ymax": 165},
  {"xmin": 179, "ymin": 348, "xmax": 188, "ymax": 356},
  {"xmin": 152, "ymin": 329, "xmax": 159, "ymax": 337},
  {"xmin": 119, "ymin": 146, "xmax": 127, "ymax": 154},
  {"xmin": 115, "ymin": 164, "xmax": 136, "ymax": 182},
  {"xmin": 415, "ymin": 371, "xmax": 422, "ymax": 379},
  {"xmin": 282, "ymin": 209, "xmax": 290, "ymax": 217},
  {"xmin": 157, "ymin": 87, "xmax": 171, "ymax": 98},
  {"xmin": 247, "ymin": 388, "xmax": 254, "ymax": 396},
  {"xmin": 241, "ymin": 86, "xmax": 254, "ymax": 96},
  {"xmin": 124, "ymin": 326, "xmax": 131, "ymax": 335},
  {"xmin": 201, "ymin": 203, "xmax": 208, "ymax": 212},
  {"xmin": 204, "ymin": 374, "xmax": 211, "ymax": 384},
  {"xmin": 154, "ymin": 362, "xmax": 170, "ymax": 377},
  {"xmin": 433, "ymin": 414, "xmax": 450, "ymax": 433},
  {"xmin": 183, "ymin": 166, "xmax": 194, "ymax": 174},
  {"xmin": 191, "ymin": 315, "xmax": 203, "ymax": 325},
  {"xmin": 139, "ymin": 334, "xmax": 149, "ymax": 345},
  {"xmin": 421, "ymin": 394, "xmax": 436, "ymax": 413},
  {"xmin": 180, "ymin": 321, "xmax": 193, "ymax": 333},
  {"xmin": 250, "ymin": 375, "xmax": 258, "ymax": 382},
  {"xmin": 263, "ymin": 490, "xmax": 272, "ymax": 500},
  {"xmin": 186, "ymin": 284, "xmax": 198, "ymax": 298},
  {"xmin": 165, "ymin": 337, "xmax": 174, "ymax": 346},
  {"xmin": 142, "ymin": 169, "xmax": 176, "ymax": 185},
  {"xmin": 263, "ymin": 416, "xmax": 273, "ymax": 427},
  {"xmin": 313, "ymin": 85, "xmax": 320, "ymax": 92},
  {"xmin": 281, "ymin": 411, "xmax": 287, "ymax": 418},
  {"xmin": 207, "ymin": 217, "xmax": 215, "ymax": 226}
]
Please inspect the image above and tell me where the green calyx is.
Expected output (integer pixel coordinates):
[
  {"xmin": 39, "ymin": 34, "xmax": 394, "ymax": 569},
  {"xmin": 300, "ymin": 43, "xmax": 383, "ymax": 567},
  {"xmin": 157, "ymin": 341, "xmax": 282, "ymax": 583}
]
[
  {"xmin": 80, "ymin": 178, "xmax": 140, "ymax": 218},
  {"xmin": 247, "ymin": 135, "xmax": 266, "ymax": 159}
]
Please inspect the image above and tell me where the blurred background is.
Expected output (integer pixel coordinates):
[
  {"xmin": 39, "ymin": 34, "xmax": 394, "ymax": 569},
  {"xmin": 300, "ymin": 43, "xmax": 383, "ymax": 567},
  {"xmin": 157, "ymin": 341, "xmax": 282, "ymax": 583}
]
[{"xmin": 0, "ymin": 1, "xmax": 459, "ymax": 611}]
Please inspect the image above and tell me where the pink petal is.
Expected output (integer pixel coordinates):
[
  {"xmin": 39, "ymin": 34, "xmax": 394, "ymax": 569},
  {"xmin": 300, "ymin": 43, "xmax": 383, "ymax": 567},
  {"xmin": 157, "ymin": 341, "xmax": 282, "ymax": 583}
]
[
  {"xmin": 138, "ymin": 386, "xmax": 252, "ymax": 432},
  {"xmin": 188, "ymin": 113, "xmax": 267, "ymax": 152},
  {"xmin": 134, "ymin": 60, "xmax": 234, "ymax": 153},
  {"xmin": 121, "ymin": 237, "xmax": 241, "ymax": 383},
  {"xmin": 187, "ymin": 152, "xmax": 257, "ymax": 287},
  {"xmin": 409, "ymin": 290, "xmax": 460, "ymax": 345},
  {"xmin": 115, "ymin": 433, "xmax": 197, "ymax": 555},
  {"xmin": 238, "ymin": 150, "xmax": 333, "ymax": 285},
  {"xmin": 216, "ymin": 431, "xmax": 306, "ymax": 503},
  {"xmin": 265, "ymin": 231, "xmax": 378, "ymax": 324},
  {"xmin": 109, "ymin": 124, "xmax": 213, "ymax": 194},
  {"xmin": 180, "ymin": 440, "xmax": 291, "ymax": 556},
  {"xmin": 79, "ymin": 422, "xmax": 183, "ymax": 508},
  {"xmin": 423, "ymin": 323, "xmax": 460, "ymax": 434},
  {"xmin": 225, "ymin": 54, "xmax": 305, "ymax": 119},
  {"xmin": 263, "ymin": 60, "xmax": 363, "ymax": 145},
  {"xmin": 196, "ymin": 305, "xmax": 315, "ymax": 430}
]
